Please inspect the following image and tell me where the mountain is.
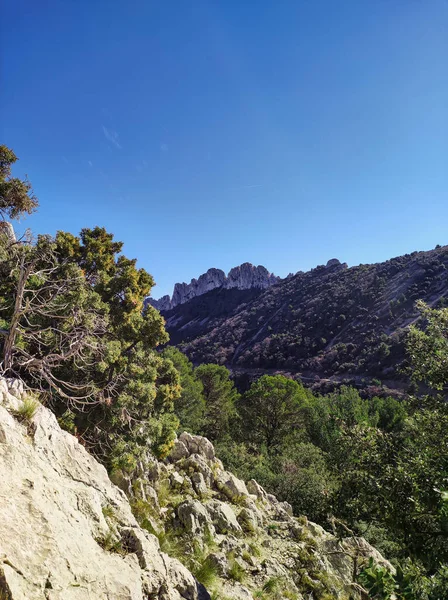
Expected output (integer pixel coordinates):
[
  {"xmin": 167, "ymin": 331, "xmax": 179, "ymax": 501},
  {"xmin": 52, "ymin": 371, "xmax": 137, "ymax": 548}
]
[
  {"xmin": 0, "ymin": 377, "xmax": 390, "ymax": 600},
  {"xmin": 148, "ymin": 263, "xmax": 279, "ymax": 311},
  {"xmin": 159, "ymin": 247, "xmax": 448, "ymax": 391}
]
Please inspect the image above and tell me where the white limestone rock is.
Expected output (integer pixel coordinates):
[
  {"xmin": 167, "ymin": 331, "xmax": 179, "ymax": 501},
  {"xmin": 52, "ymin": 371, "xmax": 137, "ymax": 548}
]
[
  {"xmin": 147, "ymin": 263, "xmax": 279, "ymax": 310},
  {"xmin": 0, "ymin": 379, "xmax": 206, "ymax": 600},
  {"xmin": 206, "ymin": 500, "xmax": 242, "ymax": 534}
]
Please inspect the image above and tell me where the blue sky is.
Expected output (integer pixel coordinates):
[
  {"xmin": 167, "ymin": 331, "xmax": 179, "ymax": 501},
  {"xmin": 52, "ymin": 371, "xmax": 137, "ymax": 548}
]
[{"xmin": 1, "ymin": 0, "xmax": 447, "ymax": 298}]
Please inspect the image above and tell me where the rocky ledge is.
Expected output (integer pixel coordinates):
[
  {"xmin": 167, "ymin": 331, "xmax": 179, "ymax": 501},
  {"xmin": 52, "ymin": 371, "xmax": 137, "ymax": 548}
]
[{"xmin": 0, "ymin": 379, "xmax": 391, "ymax": 600}]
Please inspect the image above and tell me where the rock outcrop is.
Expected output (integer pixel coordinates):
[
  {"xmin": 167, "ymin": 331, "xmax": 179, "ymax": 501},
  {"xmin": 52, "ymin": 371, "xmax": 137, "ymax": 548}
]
[
  {"xmin": 325, "ymin": 258, "xmax": 347, "ymax": 270},
  {"xmin": 114, "ymin": 432, "xmax": 393, "ymax": 599},
  {"xmin": 152, "ymin": 294, "xmax": 172, "ymax": 312},
  {"xmin": 148, "ymin": 264, "xmax": 279, "ymax": 311},
  {"xmin": 0, "ymin": 221, "xmax": 16, "ymax": 242},
  {"xmin": 224, "ymin": 264, "xmax": 279, "ymax": 291},
  {"xmin": 0, "ymin": 380, "xmax": 391, "ymax": 600},
  {"xmin": 0, "ymin": 379, "xmax": 207, "ymax": 600}
]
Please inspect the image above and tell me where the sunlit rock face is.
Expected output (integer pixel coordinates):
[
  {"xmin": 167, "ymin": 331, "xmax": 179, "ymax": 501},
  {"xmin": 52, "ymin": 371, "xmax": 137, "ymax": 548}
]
[
  {"xmin": 224, "ymin": 263, "xmax": 279, "ymax": 290},
  {"xmin": 148, "ymin": 264, "xmax": 279, "ymax": 310}
]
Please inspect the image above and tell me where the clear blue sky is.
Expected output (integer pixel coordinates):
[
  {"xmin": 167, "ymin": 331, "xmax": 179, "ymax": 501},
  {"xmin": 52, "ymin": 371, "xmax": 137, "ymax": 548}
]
[{"xmin": 1, "ymin": 1, "xmax": 447, "ymax": 298}]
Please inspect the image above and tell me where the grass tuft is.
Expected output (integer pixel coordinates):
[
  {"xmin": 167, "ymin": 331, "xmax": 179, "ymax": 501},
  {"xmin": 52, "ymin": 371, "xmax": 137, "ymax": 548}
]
[
  {"xmin": 254, "ymin": 576, "xmax": 301, "ymax": 600},
  {"xmin": 102, "ymin": 504, "xmax": 115, "ymax": 520},
  {"xmin": 12, "ymin": 394, "xmax": 39, "ymax": 423},
  {"xmin": 96, "ymin": 529, "xmax": 125, "ymax": 554},
  {"xmin": 192, "ymin": 556, "xmax": 219, "ymax": 588},
  {"xmin": 227, "ymin": 558, "xmax": 246, "ymax": 583}
]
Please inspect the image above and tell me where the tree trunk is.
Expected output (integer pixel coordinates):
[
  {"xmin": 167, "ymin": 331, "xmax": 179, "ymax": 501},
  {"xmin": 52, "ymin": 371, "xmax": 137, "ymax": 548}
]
[{"xmin": 2, "ymin": 257, "xmax": 32, "ymax": 371}]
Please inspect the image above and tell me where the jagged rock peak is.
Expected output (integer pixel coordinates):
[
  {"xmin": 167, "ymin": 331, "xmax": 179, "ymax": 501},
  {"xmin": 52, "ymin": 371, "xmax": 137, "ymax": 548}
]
[
  {"xmin": 151, "ymin": 294, "xmax": 172, "ymax": 312},
  {"xmin": 149, "ymin": 263, "xmax": 279, "ymax": 311},
  {"xmin": 326, "ymin": 258, "xmax": 348, "ymax": 270},
  {"xmin": 172, "ymin": 268, "xmax": 226, "ymax": 307},
  {"xmin": 225, "ymin": 263, "xmax": 279, "ymax": 290}
]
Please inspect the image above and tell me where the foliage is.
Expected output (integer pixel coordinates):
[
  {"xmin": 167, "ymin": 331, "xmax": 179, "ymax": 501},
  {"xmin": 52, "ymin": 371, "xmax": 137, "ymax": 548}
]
[
  {"xmin": 238, "ymin": 375, "xmax": 310, "ymax": 450},
  {"xmin": 195, "ymin": 363, "xmax": 239, "ymax": 442},
  {"xmin": 358, "ymin": 558, "xmax": 397, "ymax": 599},
  {"xmin": 358, "ymin": 557, "xmax": 448, "ymax": 600},
  {"xmin": 271, "ymin": 441, "xmax": 334, "ymax": 521},
  {"xmin": 0, "ymin": 232, "xmax": 108, "ymax": 396},
  {"xmin": 0, "ymin": 150, "xmax": 180, "ymax": 471},
  {"xmin": 407, "ymin": 300, "xmax": 448, "ymax": 390},
  {"xmin": 162, "ymin": 346, "xmax": 205, "ymax": 432},
  {"xmin": 0, "ymin": 145, "xmax": 38, "ymax": 220}
]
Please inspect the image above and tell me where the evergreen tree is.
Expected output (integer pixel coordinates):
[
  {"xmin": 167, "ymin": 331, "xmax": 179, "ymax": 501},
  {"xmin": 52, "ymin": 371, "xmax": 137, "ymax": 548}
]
[
  {"xmin": 162, "ymin": 346, "xmax": 205, "ymax": 432},
  {"xmin": 195, "ymin": 364, "xmax": 239, "ymax": 442},
  {"xmin": 239, "ymin": 375, "xmax": 309, "ymax": 450},
  {"xmin": 0, "ymin": 145, "xmax": 38, "ymax": 220}
]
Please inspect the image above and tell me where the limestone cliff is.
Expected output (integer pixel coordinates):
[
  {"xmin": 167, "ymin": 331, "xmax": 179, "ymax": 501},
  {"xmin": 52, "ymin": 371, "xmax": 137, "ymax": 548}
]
[
  {"xmin": 0, "ymin": 379, "xmax": 206, "ymax": 600},
  {"xmin": 0, "ymin": 379, "xmax": 390, "ymax": 600},
  {"xmin": 149, "ymin": 264, "xmax": 279, "ymax": 311}
]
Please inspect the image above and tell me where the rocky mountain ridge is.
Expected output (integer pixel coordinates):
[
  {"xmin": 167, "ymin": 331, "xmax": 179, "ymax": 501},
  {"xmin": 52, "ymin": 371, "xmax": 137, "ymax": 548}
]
[
  {"xmin": 149, "ymin": 263, "xmax": 280, "ymax": 311},
  {"xmin": 0, "ymin": 378, "xmax": 389, "ymax": 599},
  {"xmin": 160, "ymin": 246, "xmax": 448, "ymax": 390}
]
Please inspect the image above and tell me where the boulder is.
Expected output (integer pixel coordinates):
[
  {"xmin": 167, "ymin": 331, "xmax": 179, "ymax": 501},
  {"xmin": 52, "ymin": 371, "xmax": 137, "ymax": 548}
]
[
  {"xmin": 206, "ymin": 500, "xmax": 242, "ymax": 534},
  {"xmin": 206, "ymin": 553, "xmax": 228, "ymax": 577},
  {"xmin": 169, "ymin": 439, "xmax": 189, "ymax": 462},
  {"xmin": 191, "ymin": 472, "xmax": 208, "ymax": 497},
  {"xmin": 179, "ymin": 432, "xmax": 215, "ymax": 461},
  {"xmin": 177, "ymin": 500, "xmax": 215, "ymax": 536},
  {"xmin": 215, "ymin": 471, "xmax": 248, "ymax": 501},
  {"xmin": 170, "ymin": 471, "xmax": 185, "ymax": 489},
  {"xmin": 246, "ymin": 479, "xmax": 268, "ymax": 501},
  {"xmin": 163, "ymin": 553, "xmax": 199, "ymax": 600},
  {"xmin": 183, "ymin": 454, "xmax": 214, "ymax": 487},
  {"xmin": 237, "ymin": 508, "xmax": 258, "ymax": 533},
  {"xmin": 279, "ymin": 501, "xmax": 293, "ymax": 516}
]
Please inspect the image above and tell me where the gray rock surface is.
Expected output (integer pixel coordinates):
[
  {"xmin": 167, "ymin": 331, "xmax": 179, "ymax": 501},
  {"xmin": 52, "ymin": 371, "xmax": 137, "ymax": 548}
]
[
  {"xmin": 0, "ymin": 379, "xmax": 204, "ymax": 600},
  {"xmin": 224, "ymin": 263, "xmax": 279, "ymax": 290},
  {"xmin": 0, "ymin": 221, "xmax": 16, "ymax": 242},
  {"xmin": 206, "ymin": 500, "xmax": 242, "ymax": 534},
  {"xmin": 148, "ymin": 263, "xmax": 279, "ymax": 310},
  {"xmin": 177, "ymin": 500, "xmax": 215, "ymax": 536},
  {"xmin": 178, "ymin": 432, "xmax": 215, "ymax": 461}
]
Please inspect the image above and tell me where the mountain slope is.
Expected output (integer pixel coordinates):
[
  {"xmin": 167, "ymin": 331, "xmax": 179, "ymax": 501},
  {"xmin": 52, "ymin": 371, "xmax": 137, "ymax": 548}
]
[{"xmin": 161, "ymin": 247, "xmax": 448, "ymax": 387}]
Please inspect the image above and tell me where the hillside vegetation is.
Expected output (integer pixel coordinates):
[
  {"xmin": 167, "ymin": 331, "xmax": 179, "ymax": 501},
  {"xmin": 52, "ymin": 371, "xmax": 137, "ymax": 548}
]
[{"xmin": 163, "ymin": 252, "xmax": 448, "ymax": 391}]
